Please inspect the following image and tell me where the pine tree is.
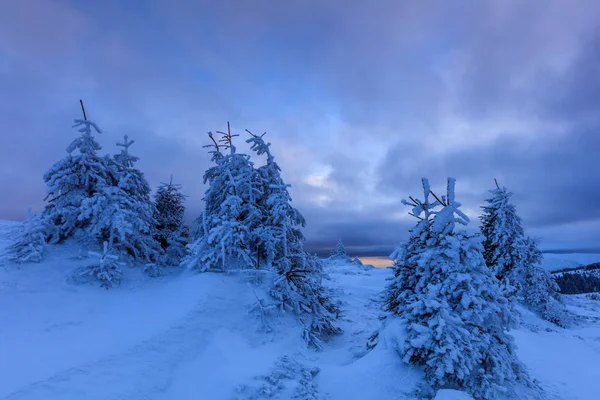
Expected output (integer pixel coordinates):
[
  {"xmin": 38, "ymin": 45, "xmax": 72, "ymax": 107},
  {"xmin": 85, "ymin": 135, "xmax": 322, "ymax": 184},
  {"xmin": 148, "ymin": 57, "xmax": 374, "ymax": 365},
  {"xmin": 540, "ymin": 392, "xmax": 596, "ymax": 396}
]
[
  {"xmin": 480, "ymin": 185, "xmax": 569, "ymax": 326},
  {"xmin": 79, "ymin": 241, "xmax": 122, "ymax": 289},
  {"xmin": 328, "ymin": 239, "xmax": 350, "ymax": 262},
  {"xmin": 383, "ymin": 178, "xmax": 533, "ymax": 399},
  {"xmin": 81, "ymin": 135, "xmax": 159, "ymax": 263},
  {"xmin": 480, "ymin": 186, "xmax": 527, "ymax": 288},
  {"xmin": 521, "ymin": 237, "xmax": 570, "ymax": 327},
  {"xmin": 153, "ymin": 176, "xmax": 189, "ymax": 266},
  {"xmin": 42, "ymin": 119, "xmax": 112, "ymax": 242},
  {"xmin": 184, "ymin": 127, "xmax": 262, "ymax": 271},
  {"xmin": 6, "ymin": 207, "xmax": 46, "ymax": 264},
  {"xmin": 247, "ymin": 132, "xmax": 342, "ymax": 349}
]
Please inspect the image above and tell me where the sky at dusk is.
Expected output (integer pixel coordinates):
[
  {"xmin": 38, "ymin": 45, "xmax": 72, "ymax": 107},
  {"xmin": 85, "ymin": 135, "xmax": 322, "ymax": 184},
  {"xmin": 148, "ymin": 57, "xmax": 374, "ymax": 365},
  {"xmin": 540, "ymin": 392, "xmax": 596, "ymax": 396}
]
[{"xmin": 0, "ymin": 0, "xmax": 599, "ymax": 255}]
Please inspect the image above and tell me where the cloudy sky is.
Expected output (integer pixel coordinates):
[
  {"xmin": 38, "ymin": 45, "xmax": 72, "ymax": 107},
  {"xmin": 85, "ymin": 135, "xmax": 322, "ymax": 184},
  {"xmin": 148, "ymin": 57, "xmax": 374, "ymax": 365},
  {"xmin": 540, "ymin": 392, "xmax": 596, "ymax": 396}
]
[{"xmin": 1, "ymin": 0, "xmax": 599, "ymax": 255}]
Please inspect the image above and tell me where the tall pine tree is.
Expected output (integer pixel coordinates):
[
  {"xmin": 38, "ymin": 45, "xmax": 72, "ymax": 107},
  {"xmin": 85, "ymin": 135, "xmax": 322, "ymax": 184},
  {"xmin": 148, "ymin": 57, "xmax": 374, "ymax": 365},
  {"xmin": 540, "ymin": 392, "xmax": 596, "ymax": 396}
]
[
  {"xmin": 480, "ymin": 185, "xmax": 569, "ymax": 326},
  {"xmin": 43, "ymin": 119, "xmax": 112, "ymax": 242},
  {"xmin": 247, "ymin": 132, "xmax": 342, "ymax": 349},
  {"xmin": 184, "ymin": 126, "xmax": 262, "ymax": 271},
  {"xmin": 382, "ymin": 178, "xmax": 533, "ymax": 400},
  {"xmin": 154, "ymin": 176, "xmax": 189, "ymax": 266}
]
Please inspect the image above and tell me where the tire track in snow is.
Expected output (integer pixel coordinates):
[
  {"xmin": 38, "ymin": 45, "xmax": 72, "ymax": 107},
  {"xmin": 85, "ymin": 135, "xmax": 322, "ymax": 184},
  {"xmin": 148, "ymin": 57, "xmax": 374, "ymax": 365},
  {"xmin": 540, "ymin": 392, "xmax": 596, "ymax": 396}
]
[{"xmin": 2, "ymin": 297, "xmax": 228, "ymax": 400}]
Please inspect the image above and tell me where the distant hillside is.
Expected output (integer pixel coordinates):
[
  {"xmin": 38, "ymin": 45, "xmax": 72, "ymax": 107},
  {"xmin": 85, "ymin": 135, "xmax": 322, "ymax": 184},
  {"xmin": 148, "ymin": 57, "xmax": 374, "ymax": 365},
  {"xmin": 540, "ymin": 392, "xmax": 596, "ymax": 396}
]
[{"xmin": 552, "ymin": 262, "xmax": 600, "ymax": 294}]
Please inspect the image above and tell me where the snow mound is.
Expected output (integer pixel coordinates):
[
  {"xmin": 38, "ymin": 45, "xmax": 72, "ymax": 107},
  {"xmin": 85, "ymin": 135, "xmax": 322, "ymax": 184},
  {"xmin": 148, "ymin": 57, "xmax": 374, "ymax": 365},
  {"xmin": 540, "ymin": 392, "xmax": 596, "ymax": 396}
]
[
  {"xmin": 435, "ymin": 389, "xmax": 474, "ymax": 400},
  {"xmin": 323, "ymin": 258, "xmax": 374, "ymax": 275}
]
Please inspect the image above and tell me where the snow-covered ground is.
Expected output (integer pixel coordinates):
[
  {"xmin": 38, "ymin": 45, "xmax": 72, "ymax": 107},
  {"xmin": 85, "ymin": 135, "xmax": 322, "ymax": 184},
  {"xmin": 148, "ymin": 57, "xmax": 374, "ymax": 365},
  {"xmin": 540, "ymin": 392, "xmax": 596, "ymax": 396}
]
[{"xmin": 1, "ymin": 221, "xmax": 600, "ymax": 400}]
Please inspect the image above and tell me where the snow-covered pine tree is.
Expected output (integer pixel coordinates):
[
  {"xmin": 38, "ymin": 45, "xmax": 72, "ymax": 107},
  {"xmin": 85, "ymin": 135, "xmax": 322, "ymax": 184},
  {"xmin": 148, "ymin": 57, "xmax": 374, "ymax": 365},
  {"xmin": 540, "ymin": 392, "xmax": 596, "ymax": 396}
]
[
  {"xmin": 480, "ymin": 184, "xmax": 569, "ymax": 326},
  {"xmin": 480, "ymin": 185, "xmax": 527, "ymax": 288},
  {"xmin": 384, "ymin": 234, "xmax": 422, "ymax": 316},
  {"xmin": 153, "ymin": 176, "xmax": 189, "ymax": 266},
  {"xmin": 80, "ymin": 135, "xmax": 159, "ymax": 264},
  {"xmin": 328, "ymin": 239, "xmax": 350, "ymax": 261},
  {"xmin": 184, "ymin": 126, "xmax": 262, "ymax": 271},
  {"xmin": 247, "ymin": 132, "xmax": 342, "ymax": 349},
  {"xmin": 521, "ymin": 237, "xmax": 570, "ymax": 327},
  {"xmin": 384, "ymin": 178, "xmax": 533, "ymax": 399},
  {"xmin": 6, "ymin": 207, "xmax": 46, "ymax": 264},
  {"xmin": 79, "ymin": 241, "xmax": 122, "ymax": 289},
  {"xmin": 42, "ymin": 119, "xmax": 112, "ymax": 242}
]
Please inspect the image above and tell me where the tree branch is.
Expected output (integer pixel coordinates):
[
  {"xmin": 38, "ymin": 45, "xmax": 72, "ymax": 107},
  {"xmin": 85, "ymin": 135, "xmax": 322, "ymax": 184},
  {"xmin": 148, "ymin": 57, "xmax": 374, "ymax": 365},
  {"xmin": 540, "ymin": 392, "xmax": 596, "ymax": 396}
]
[
  {"xmin": 408, "ymin": 212, "xmax": 424, "ymax": 221},
  {"xmin": 79, "ymin": 99, "xmax": 87, "ymax": 121},
  {"xmin": 429, "ymin": 190, "xmax": 447, "ymax": 207}
]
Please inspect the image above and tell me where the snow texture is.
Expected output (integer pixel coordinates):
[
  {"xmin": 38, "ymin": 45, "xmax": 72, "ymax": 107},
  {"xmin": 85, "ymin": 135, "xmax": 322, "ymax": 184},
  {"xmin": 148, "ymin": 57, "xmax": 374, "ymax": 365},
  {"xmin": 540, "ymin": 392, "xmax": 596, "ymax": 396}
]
[{"xmin": 1, "ymin": 222, "xmax": 599, "ymax": 400}]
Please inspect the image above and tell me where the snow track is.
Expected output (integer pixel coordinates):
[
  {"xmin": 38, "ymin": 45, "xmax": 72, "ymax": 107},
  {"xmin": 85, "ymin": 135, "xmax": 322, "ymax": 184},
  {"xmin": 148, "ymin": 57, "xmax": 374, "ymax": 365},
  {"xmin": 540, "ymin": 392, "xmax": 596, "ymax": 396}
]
[{"xmin": 4, "ymin": 301, "xmax": 223, "ymax": 400}]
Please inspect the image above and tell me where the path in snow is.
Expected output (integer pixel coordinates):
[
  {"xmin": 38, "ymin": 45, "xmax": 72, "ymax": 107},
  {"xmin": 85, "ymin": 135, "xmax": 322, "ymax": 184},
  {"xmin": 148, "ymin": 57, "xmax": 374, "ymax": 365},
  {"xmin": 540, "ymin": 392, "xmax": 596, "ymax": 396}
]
[{"xmin": 4, "ymin": 302, "xmax": 217, "ymax": 400}]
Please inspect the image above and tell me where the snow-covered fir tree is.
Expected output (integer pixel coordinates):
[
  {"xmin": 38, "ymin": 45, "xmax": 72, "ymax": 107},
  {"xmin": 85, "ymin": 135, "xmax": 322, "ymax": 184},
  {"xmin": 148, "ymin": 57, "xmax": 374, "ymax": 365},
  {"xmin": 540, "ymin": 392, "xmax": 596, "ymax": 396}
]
[
  {"xmin": 80, "ymin": 135, "xmax": 159, "ymax": 264},
  {"xmin": 247, "ymin": 132, "xmax": 342, "ymax": 349},
  {"xmin": 480, "ymin": 186, "xmax": 527, "ymax": 286},
  {"xmin": 79, "ymin": 241, "xmax": 122, "ymax": 289},
  {"xmin": 521, "ymin": 237, "xmax": 570, "ymax": 327},
  {"xmin": 153, "ymin": 176, "xmax": 189, "ymax": 266},
  {"xmin": 184, "ymin": 128, "xmax": 262, "ymax": 271},
  {"xmin": 383, "ymin": 178, "xmax": 533, "ymax": 399},
  {"xmin": 480, "ymin": 185, "xmax": 569, "ymax": 326},
  {"xmin": 328, "ymin": 239, "xmax": 350, "ymax": 261},
  {"xmin": 42, "ymin": 119, "xmax": 112, "ymax": 242},
  {"xmin": 6, "ymin": 207, "xmax": 46, "ymax": 264}
]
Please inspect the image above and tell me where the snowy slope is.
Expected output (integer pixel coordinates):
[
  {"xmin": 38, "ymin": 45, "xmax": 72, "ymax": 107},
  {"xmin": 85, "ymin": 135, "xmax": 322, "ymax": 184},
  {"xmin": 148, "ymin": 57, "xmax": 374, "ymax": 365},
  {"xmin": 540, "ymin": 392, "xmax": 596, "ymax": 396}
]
[{"xmin": 2, "ymin": 221, "xmax": 600, "ymax": 399}]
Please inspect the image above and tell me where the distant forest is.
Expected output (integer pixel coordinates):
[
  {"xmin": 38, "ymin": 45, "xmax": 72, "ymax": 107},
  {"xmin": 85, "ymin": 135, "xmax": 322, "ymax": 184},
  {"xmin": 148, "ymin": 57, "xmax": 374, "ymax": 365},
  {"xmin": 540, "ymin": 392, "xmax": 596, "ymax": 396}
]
[{"xmin": 553, "ymin": 263, "xmax": 600, "ymax": 294}]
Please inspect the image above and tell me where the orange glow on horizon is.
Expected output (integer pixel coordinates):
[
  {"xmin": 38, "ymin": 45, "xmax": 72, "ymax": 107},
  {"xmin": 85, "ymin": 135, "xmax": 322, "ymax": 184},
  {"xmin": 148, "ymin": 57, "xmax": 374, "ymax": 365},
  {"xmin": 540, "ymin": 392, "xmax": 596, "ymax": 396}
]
[{"xmin": 357, "ymin": 256, "xmax": 392, "ymax": 268}]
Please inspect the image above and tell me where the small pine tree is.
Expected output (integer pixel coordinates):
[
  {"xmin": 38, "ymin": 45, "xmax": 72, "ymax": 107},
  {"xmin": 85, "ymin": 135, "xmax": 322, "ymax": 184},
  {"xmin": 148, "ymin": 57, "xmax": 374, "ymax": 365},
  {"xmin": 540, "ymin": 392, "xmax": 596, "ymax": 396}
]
[
  {"xmin": 153, "ymin": 176, "xmax": 189, "ymax": 266},
  {"xmin": 384, "ymin": 178, "xmax": 533, "ymax": 399},
  {"xmin": 247, "ymin": 132, "xmax": 342, "ymax": 349},
  {"xmin": 42, "ymin": 119, "xmax": 112, "ymax": 242},
  {"xmin": 521, "ymin": 237, "xmax": 570, "ymax": 327},
  {"xmin": 6, "ymin": 207, "xmax": 46, "ymax": 264},
  {"xmin": 184, "ymin": 128, "xmax": 262, "ymax": 271},
  {"xmin": 328, "ymin": 239, "xmax": 350, "ymax": 261},
  {"xmin": 79, "ymin": 241, "xmax": 122, "ymax": 289},
  {"xmin": 480, "ymin": 185, "xmax": 569, "ymax": 326}
]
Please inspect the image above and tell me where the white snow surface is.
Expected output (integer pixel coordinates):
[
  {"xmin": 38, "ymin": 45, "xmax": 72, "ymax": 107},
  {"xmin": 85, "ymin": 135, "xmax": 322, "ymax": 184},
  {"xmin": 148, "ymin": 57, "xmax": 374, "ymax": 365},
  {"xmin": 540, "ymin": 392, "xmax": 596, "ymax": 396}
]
[{"xmin": 1, "ymin": 220, "xmax": 600, "ymax": 399}]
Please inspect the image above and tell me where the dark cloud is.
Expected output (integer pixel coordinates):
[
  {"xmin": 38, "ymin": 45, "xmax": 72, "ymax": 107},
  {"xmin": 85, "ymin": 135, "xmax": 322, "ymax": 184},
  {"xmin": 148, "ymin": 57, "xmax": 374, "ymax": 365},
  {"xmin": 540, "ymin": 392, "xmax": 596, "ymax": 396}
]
[{"xmin": 1, "ymin": 0, "xmax": 599, "ymax": 254}]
